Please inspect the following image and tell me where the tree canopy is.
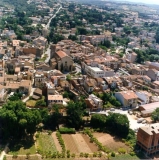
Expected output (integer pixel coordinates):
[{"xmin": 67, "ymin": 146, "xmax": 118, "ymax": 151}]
[
  {"xmin": 106, "ymin": 113, "xmax": 129, "ymax": 138},
  {"xmin": 151, "ymin": 108, "xmax": 159, "ymax": 122},
  {"xmin": 90, "ymin": 114, "xmax": 106, "ymax": 128},
  {"xmin": 0, "ymin": 101, "xmax": 42, "ymax": 140},
  {"xmin": 66, "ymin": 100, "xmax": 85, "ymax": 129}
]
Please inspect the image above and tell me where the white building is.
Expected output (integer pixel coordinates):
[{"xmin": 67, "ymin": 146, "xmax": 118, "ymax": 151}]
[
  {"xmin": 83, "ymin": 63, "xmax": 115, "ymax": 78},
  {"xmin": 136, "ymin": 91, "xmax": 152, "ymax": 105}
]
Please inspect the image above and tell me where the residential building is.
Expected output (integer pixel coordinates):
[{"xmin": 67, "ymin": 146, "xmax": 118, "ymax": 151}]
[
  {"xmin": 147, "ymin": 69, "xmax": 159, "ymax": 81},
  {"xmin": 48, "ymin": 95, "xmax": 63, "ymax": 108},
  {"xmin": 115, "ymin": 90, "xmax": 138, "ymax": 108},
  {"xmin": 139, "ymin": 102, "xmax": 159, "ymax": 117},
  {"xmin": 85, "ymin": 94, "xmax": 103, "ymax": 111},
  {"xmin": 136, "ymin": 91, "xmax": 152, "ymax": 105},
  {"xmin": 137, "ymin": 123, "xmax": 159, "ymax": 155}
]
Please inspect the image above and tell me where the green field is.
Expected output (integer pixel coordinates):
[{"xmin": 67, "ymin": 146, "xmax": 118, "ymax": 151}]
[{"xmin": 36, "ymin": 133, "xmax": 57, "ymax": 154}]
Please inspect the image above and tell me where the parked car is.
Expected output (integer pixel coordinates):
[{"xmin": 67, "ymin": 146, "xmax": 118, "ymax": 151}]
[
  {"xmin": 142, "ymin": 120, "xmax": 147, "ymax": 124},
  {"xmin": 110, "ymin": 108, "xmax": 115, "ymax": 111},
  {"xmin": 137, "ymin": 118, "xmax": 144, "ymax": 123}
]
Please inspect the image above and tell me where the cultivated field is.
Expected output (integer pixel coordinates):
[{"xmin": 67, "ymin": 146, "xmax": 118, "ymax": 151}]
[
  {"xmin": 36, "ymin": 133, "xmax": 57, "ymax": 153},
  {"xmin": 93, "ymin": 132, "xmax": 130, "ymax": 152},
  {"xmin": 62, "ymin": 133, "xmax": 98, "ymax": 154}
]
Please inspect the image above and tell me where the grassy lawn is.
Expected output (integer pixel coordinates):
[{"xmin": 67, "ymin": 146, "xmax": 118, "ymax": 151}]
[
  {"xmin": 36, "ymin": 133, "xmax": 57, "ymax": 153},
  {"xmin": 6, "ymin": 155, "xmax": 40, "ymax": 160},
  {"xmin": 8, "ymin": 139, "xmax": 36, "ymax": 155},
  {"xmin": 26, "ymin": 100, "xmax": 36, "ymax": 107}
]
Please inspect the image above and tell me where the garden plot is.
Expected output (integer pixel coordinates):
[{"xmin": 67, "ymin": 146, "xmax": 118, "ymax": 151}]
[
  {"xmin": 93, "ymin": 132, "xmax": 130, "ymax": 152},
  {"xmin": 62, "ymin": 133, "xmax": 98, "ymax": 154}
]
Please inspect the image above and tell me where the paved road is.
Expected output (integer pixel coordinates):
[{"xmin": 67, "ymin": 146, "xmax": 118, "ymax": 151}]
[
  {"xmin": 45, "ymin": 5, "xmax": 62, "ymax": 30},
  {"xmin": 45, "ymin": 45, "xmax": 51, "ymax": 64},
  {"xmin": 75, "ymin": 63, "xmax": 81, "ymax": 73},
  {"xmin": 22, "ymin": 88, "xmax": 36, "ymax": 103},
  {"xmin": 0, "ymin": 144, "xmax": 9, "ymax": 160}
]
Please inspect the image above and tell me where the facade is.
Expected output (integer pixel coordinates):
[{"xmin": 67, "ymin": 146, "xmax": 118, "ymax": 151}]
[
  {"xmin": 137, "ymin": 123, "xmax": 159, "ymax": 155},
  {"xmin": 147, "ymin": 69, "xmax": 159, "ymax": 81},
  {"xmin": 115, "ymin": 90, "xmax": 138, "ymax": 107},
  {"xmin": 48, "ymin": 95, "xmax": 63, "ymax": 108},
  {"xmin": 50, "ymin": 48, "xmax": 74, "ymax": 72},
  {"xmin": 136, "ymin": 91, "xmax": 152, "ymax": 105},
  {"xmin": 34, "ymin": 72, "xmax": 45, "ymax": 88},
  {"xmin": 85, "ymin": 94, "xmax": 103, "ymax": 111}
]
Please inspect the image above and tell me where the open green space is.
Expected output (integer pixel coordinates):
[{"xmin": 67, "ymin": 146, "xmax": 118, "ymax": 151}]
[
  {"xmin": 36, "ymin": 133, "xmax": 57, "ymax": 154},
  {"xmin": 26, "ymin": 100, "xmax": 36, "ymax": 107},
  {"xmin": 112, "ymin": 152, "xmax": 145, "ymax": 160}
]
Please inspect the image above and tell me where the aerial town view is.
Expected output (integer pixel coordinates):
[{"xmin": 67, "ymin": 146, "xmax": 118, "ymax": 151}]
[{"xmin": 1, "ymin": 0, "xmax": 159, "ymax": 159}]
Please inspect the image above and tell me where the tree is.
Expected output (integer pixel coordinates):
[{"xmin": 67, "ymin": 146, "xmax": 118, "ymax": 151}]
[
  {"xmin": 106, "ymin": 113, "xmax": 129, "ymax": 138},
  {"xmin": 90, "ymin": 114, "xmax": 106, "ymax": 129},
  {"xmin": 68, "ymin": 35, "xmax": 78, "ymax": 41},
  {"xmin": 0, "ymin": 101, "xmax": 42, "ymax": 140},
  {"xmin": 66, "ymin": 101, "xmax": 84, "ymax": 129},
  {"xmin": 151, "ymin": 108, "xmax": 159, "ymax": 122}
]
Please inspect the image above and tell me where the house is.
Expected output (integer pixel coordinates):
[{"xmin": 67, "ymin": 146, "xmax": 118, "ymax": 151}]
[
  {"xmin": 48, "ymin": 95, "xmax": 63, "ymax": 108},
  {"xmin": 147, "ymin": 69, "xmax": 159, "ymax": 81},
  {"xmin": 125, "ymin": 51, "xmax": 137, "ymax": 63},
  {"xmin": 104, "ymin": 77, "xmax": 122, "ymax": 89},
  {"xmin": 32, "ymin": 88, "xmax": 42, "ymax": 100},
  {"xmin": 83, "ymin": 78, "xmax": 95, "ymax": 93},
  {"xmin": 136, "ymin": 91, "xmax": 152, "ymax": 105},
  {"xmin": 139, "ymin": 102, "xmax": 159, "ymax": 117},
  {"xmin": 35, "ymin": 63, "xmax": 51, "ymax": 71},
  {"xmin": 115, "ymin": 90, "xmax": 138, "ymax": 108},
  {"xmin": 137, "ymin": 123, "xmax": 159, "ymax": 155},
  {"xmin": 33, "ymin": 36, "xmax": 48, "ymax": 48},
  {"xmin": 5, "ymin": 80, "xmax": 31, "ymax": 95},
  {"xmin": 34, "ymin": 71, "xmax": 45, "ymax": 88},
  {"xmin": 85, "ymin": 94, "xmax": 103, "ymax": 111}
]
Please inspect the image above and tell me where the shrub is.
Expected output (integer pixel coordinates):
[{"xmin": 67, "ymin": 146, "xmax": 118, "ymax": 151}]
[
  {"xmin": 56, "ymin": 131, "xmax": 66, "ymax": 154},
  {"xmin": 71, "ymin": 153, "xmax": 75, "ymax": 158},
  {"xmin": 59, "ymin": 127, "xmax": 76, "ymax": 134},
  {"xmin": 12, "ymin": 153, "xmax": 18, "ymax": 158},
  {"xmin": 35, "ymin": 133, "xmax": 40, "ymax": 138},
  {"xmin": 3, "ymin": 156, "xmax": 6, "ymax": 160},
  {"xmin": 48, "ymin": 130, "xmax": 52, "ymax": 135},
  {"xmin": 93, "ymin": 152, "xmax": 97, "ymax": 157},
  {"xmin": 80, "ymin": 152, "xmax": 84, "ymax": 157},
  {"xmin": 84, "ymin": 153, "xmax": 89, "ymax": 158},
  {"xmin": 111, "ymin": 152, "xmax": 115, "ymax": 157},
  {"xmin": 129, "ymin": 151, "xmax": 136, "ymax": 156},
  {"xmin": 118, "ymin": 148, "xmax": 126, "ymax": 154}
]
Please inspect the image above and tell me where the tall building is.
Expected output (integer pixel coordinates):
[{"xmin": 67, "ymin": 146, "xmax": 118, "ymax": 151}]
[{"xmin": 137, "ymin": 123, "xmax": 159, "ymax": 155}]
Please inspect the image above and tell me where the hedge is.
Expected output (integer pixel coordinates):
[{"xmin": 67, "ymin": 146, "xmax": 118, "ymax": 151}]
[{"xmin": 59, "ymin": 127, "xmax": 76, "ymax": 134}]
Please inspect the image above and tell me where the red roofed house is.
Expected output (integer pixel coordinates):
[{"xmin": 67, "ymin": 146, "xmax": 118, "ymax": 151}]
[{"xmin": 115, "ymin": 90, "xmax": 138, "ymax": 108}]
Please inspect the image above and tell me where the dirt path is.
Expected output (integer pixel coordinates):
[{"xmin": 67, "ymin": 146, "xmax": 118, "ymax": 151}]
[
  {"xmin": 72, "ymin": 134, "xmax": 92, "ymax": 153},
  {"xmin": 51, "ymin": 132, "xmax": 62, "ymax": 152}
]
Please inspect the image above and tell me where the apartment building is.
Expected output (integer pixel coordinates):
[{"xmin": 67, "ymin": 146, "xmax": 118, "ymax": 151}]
[
  {"xmin": 137, "ymin": 123, "xmax": 159, "ymax": 155},
  {"xmin": 115, "ymin": 90, "xmax": 138, "ymax": 108}
]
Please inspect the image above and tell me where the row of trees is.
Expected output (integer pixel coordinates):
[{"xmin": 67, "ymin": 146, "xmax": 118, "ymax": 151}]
[{"xmin": 90, "ymin": 113, "xmax": 129, "ymax": 138}]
